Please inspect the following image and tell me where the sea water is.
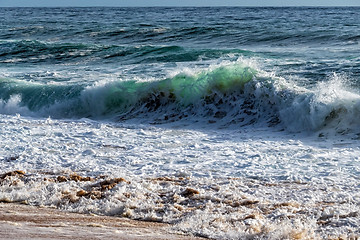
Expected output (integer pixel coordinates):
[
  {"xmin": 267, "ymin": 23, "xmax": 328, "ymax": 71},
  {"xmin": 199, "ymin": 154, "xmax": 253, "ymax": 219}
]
[{"xmin": 1, "ymin": 7, "xmax": 360, "ymax": 239}]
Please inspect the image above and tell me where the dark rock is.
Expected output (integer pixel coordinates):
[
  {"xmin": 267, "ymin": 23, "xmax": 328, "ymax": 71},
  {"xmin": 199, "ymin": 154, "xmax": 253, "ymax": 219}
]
[
  {"xmin": 0, "ymin": 170, "xmax": 25, "ymax": 179},
  {"xmin": 181, "ymin": 188, "xmax": 200, "ymax": 198},
  {"xmin": 57, "ymin": 176, "xmax": 68, "ymax": 182}
]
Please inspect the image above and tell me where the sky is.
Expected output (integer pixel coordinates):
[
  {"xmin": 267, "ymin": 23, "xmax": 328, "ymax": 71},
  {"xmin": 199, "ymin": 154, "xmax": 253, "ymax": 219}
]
[{"xmin": 1, "ymin": 0, "xmax": 360, "ymax": 7}]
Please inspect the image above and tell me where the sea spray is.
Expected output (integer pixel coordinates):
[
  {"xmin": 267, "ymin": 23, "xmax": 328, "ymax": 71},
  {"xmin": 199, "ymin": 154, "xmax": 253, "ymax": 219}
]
[{"xmin": 279, "ymin": 73, "xmax": 360, "ymax": 134}]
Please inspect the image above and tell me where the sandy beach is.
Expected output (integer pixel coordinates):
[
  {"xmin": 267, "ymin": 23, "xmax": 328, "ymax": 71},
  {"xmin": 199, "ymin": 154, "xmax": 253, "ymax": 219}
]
[{"xmin": 0, "ymin": 202, "xmax": 205, "ymax": 240}]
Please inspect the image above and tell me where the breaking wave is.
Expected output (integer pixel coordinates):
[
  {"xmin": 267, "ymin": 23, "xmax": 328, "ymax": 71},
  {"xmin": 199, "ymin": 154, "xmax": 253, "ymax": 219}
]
[{"xmin": 1, "ymin": 63, "xmax": 360, "ymax": 135}]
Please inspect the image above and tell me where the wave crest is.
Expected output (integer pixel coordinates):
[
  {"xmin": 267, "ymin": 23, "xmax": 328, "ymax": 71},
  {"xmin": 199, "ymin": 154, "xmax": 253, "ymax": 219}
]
[{"xmin": 1, "ymin": 65, "xmax": 360, "ymax": 135}]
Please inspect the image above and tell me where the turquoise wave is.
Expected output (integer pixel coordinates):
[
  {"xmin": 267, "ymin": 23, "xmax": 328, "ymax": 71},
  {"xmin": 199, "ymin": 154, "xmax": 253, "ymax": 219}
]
[
  {"xmin": 0, "ymin": 78, "xmax": 84, "ymax": 112},
  {"xmin": 0, "ymin": 64, "xmax": 256, "ymax": 118},
  {"xmin": 1, "ymin": 63, "xmax": 360, "ymax": 136},
  {"xmin": 102, "ymin": 64, "xmax": 255, "ymax": 112}
]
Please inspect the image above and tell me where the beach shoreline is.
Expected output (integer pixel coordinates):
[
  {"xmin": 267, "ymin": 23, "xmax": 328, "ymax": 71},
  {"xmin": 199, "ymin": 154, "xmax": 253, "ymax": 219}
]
[{"xmin": 0, "ymin": 202, "xmax": 205, "ymax": 240}]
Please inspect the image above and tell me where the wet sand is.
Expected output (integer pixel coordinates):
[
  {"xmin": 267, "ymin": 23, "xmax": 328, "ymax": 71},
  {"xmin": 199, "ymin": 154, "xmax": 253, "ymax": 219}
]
[{"xmin": 0, "ymin": 202, "xmax": 205, "ymax": 240}]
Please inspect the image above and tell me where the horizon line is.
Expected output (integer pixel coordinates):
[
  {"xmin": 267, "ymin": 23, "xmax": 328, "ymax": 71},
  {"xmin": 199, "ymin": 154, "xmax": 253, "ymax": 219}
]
[{"xmin": 1, "ymin": 5, "xmax": 360, "ymax": 8}]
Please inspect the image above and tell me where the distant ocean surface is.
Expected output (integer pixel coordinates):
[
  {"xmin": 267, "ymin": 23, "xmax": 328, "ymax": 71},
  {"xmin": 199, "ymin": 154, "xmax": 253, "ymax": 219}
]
[{"xmin": 1, "ymin": 7, "xmax": 360, "ymax": 239}]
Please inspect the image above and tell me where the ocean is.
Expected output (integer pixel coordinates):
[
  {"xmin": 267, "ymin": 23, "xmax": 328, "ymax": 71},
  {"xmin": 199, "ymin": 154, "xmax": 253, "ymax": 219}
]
[{"xmin": 1, "ymin": 7, "xmax": 360, "ymax": 239}]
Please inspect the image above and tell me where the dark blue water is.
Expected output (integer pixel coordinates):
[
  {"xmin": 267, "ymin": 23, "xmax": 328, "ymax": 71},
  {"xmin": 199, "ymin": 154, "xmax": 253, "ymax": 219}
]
[
  {"xmin": 2, "ymin": 7, "xmax": 360, "ymax": 46},
  {"xmin": 1, "ymin": 7, "xmax": 360, "ymax": 133}
]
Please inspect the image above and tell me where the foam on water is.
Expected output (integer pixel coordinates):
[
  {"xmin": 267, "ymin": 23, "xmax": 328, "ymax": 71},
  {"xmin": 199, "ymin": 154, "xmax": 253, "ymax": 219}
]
[
  {"xmin": 1, "ymin": 67, "xmax": 360, "ymax": 238},
  {"xmin": 280, "ymin": 73, "xmax": 360, "ymax": 134},
  {"xmin": 0, "ymin": 94, "xmax": 30, "ymax": 115},
  {"xmin": 0, "ymin": 114, "xmax": 360, "ymax": 239}
]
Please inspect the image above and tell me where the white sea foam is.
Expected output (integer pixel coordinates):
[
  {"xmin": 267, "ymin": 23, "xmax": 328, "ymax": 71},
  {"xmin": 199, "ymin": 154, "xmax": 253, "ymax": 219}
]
[
  {"xmin": 0, "ymin": 52, "xmax": 359, "ymax": 240},
  {"xmin": 0, "ymin": 95, "xmax": 31, "ymax": 116},
  {"xmin": 279, "ymin": 73, "xmax": 360, "ymax": 134},
  {"xmin": 0, "ymin": 114, "xmax": 360, "ymax": 239}
]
